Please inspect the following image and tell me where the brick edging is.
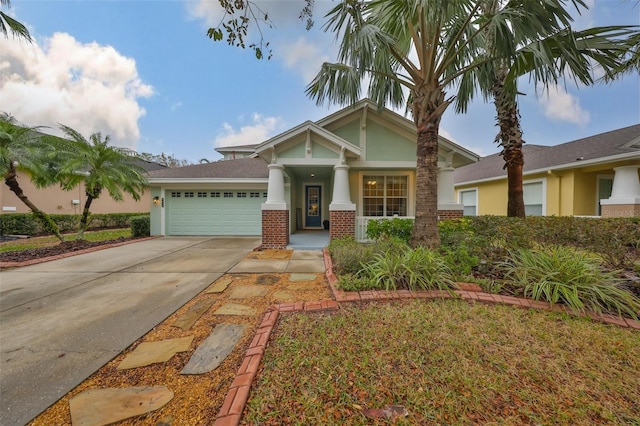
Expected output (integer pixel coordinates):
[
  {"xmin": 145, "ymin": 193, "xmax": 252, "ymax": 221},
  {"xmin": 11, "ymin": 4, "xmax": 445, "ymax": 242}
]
[
  {"xmin": 322, "ymin": 249, "xmax": 640, "ymax": 330},
  {"xmin": 214, "ymin": 300, "xmax": 340, "ymax": 426},
  {"xmin": 0, "ymin": 236, "xmax": 157, "ymax": 269}
]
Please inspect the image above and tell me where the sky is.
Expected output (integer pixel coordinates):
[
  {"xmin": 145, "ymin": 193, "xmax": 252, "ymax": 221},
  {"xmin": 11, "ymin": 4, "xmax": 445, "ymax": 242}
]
[{"xmin": 1, "ymin": 0, "xmax": 639, "ymax": 164}]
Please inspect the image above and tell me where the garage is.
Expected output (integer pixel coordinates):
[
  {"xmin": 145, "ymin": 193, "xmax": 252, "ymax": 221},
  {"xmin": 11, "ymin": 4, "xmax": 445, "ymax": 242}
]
[{"xmin": 165, "ymin": 189, "xmax": 265, "ymax": 235}]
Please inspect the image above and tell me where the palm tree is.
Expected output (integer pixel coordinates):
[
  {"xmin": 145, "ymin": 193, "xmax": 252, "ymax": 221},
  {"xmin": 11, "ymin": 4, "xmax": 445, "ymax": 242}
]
[
  {"xmin": 307, "ymin": 0, "xmax": 525, "ymax": 248},
  {"xmin": 56, "ymin": 125, "xmax": 148, "ymax": 239},
  {"xmin": 0, "ymin": 114, "xmax": 64, "ymax": 241},
  {"xmin": 1, "ymin": 0, "xmax": 31, "ymax": 41},
  {"xmin": 456, "ymin": 0, "xmax": 636, "ymax": 217}
]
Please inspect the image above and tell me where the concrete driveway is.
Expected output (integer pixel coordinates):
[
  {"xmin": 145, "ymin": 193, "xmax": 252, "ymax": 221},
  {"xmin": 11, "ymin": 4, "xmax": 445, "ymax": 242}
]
[{"xmin": 0, "ymin": 236, "xmax": 259, "ymax": 426}]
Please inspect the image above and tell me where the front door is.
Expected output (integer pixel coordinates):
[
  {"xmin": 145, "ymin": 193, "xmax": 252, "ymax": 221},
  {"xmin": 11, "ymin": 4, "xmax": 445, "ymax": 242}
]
[{"xmin": 305, "ymin": 185, "xmax": 321, "ymax": 227}]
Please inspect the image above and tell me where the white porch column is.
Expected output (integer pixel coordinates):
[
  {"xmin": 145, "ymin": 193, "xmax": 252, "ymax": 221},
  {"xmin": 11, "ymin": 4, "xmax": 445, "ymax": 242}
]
[
  {"xmin": 437, "ymin": 165, "xmax": 463, "ymax": 215},
  {"xmin": 600, "ymin": 165, "xmax": 640, "ymax": 217},
  {"xmin": 264, "ymin": 163, "xmax": 287, "ymax": 208},
  {"xmin": 329, "ymin": 164, "xmax": 355, "ymax": 211}
]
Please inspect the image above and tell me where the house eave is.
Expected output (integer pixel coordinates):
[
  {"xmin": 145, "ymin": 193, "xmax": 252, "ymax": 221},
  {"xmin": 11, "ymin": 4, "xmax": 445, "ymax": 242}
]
[
  {"xmin": 148, "ymin": 178, "xmax": 269, "ymax": 185},
  {"xmin": 455, "ymin": 151, "xmax": 640, "ymax": 187}
]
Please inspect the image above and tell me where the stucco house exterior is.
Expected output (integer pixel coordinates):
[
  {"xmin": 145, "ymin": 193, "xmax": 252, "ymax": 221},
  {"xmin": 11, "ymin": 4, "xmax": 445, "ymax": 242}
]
[
  {"xmin": 0, "ymin": 159, "xmax": 166, "ymax": 216},
  {"xmin": 454, "ymin": 124, "xmax": 640, "ymax": 218},
  {"xmin": 147, "ymin": 99, "xmax": 479, "ymax": 248}
]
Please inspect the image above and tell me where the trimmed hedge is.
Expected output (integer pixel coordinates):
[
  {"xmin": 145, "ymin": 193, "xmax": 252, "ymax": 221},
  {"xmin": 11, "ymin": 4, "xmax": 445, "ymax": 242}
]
[
  {"xmin": 0, "ymin": 213, "xmax": 148, "ymax": 236},
  {"xmin": 130, "ymin": 216, "xmax": 151, "ymax": 237}
]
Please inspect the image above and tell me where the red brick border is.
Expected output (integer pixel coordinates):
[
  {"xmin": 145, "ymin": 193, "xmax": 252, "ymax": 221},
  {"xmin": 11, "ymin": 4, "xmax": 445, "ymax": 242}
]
[
  {"xmin": 214, "ymin": 301, "xmax": 340, "ymax": 426},
  {"xmin": 322, "ymin": 248, "xmax": 640, "ymax": 330},
  {"xmin": 213, "ymin": 249, "xmax": 639, "ymax": 426},
  {"xmin": 0, "ymin": 236, "xmax": 157, "ymax": 269}
]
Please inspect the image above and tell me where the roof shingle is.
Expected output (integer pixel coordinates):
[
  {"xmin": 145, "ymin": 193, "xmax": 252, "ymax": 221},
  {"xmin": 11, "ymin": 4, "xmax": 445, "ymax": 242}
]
[{"xmin": 146, "ymin": 158, "xmax": 268, "ymax": 179}]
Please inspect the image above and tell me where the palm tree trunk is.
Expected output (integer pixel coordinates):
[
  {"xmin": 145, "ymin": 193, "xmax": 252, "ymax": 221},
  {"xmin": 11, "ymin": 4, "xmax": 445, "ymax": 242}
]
[
  {"xmin": 78, "ymin": 194, "xmax": 95, "ymax": 240},
  {"xmin": 410, "ymin": 92, "xmax": 442, "ymax": 249},
  {"xmin": 4, "ymin": 165, "xmax": 64, "ymax": 241},
  {"xmin": 492, "ymin": 69, "xmax": 526, "ymax": 218}
]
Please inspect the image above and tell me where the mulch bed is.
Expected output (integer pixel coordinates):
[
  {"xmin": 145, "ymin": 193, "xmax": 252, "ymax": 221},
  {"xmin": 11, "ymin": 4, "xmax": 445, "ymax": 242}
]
[{"xmin": 0, "ymin": 238, "xmax": 134, "ymax": 263}]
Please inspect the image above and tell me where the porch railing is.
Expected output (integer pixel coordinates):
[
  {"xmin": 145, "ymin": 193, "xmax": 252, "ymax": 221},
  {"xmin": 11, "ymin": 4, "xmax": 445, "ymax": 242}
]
[{"xmin": 355, "ymin": 216, "xmax": 415, "ymax": 242}]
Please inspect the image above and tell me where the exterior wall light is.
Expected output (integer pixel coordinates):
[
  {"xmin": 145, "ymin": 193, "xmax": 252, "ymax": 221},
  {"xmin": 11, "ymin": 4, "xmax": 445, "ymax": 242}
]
[{"xmin": 153, "ymin": 196, "xmax": 161, "ymax": 205}]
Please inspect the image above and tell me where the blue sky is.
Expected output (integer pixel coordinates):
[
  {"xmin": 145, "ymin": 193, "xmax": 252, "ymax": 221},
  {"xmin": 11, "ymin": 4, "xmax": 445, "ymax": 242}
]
[{"xmin": 1, "ymin": 0, "xmax": 638, "ymax": 163}]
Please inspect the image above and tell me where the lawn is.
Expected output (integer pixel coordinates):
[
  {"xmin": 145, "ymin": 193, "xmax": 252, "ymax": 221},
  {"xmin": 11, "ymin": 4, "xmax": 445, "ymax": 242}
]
[
  {"xmin": 0, "ymin": 228, "xmax": 131, "ymax": 253},
  {"xmin": 244, "ymin": 300, "xmax": 640, "ymax": 425}
]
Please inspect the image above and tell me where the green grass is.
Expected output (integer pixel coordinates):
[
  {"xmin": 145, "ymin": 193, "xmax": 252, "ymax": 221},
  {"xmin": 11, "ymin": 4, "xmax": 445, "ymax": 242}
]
[
  {"xmin": 0, "ymin": 228, "xmax": 131, "ymax": 253},
  {"xmin": 244, "ymin": 300, "xmax": 640, "ymax": 425}
]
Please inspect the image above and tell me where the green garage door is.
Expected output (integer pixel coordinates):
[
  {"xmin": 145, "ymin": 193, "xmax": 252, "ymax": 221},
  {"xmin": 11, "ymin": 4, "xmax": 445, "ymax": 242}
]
[{"xmin": 166, "ymin": 190, "xmax": 264, "ymax": 235}]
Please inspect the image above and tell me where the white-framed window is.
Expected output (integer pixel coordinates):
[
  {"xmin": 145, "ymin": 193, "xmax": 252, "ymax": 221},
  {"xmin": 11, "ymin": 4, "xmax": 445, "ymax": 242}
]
[
  {"xmin": 459, "ymin": 188, "xmax": 478, "ymax": 216},
  {"xmin": 211, "ymin": 192, "xmax": 220, "ymax": 198},
  {"xmin": 523, "ymin": 179, "xmax": 545, "ymax": 216},
  {"xmin": 263, "ymin": 192, "xmax": 268, "ymax": 198},
  {"xmin": 197, "ymin": 191, "xmax": 207, "ymax": 198},
  {"xmin": 250, "ymin": 192, "xmax": 261, "ymax": 198},
  {"xmin": 237, "ymin": 192, "xmax": 247, "ymax": 198},
  {"xmin": 362, "ymin": 174, "xmax": 409, "ymax": 216},
  {"xmin": 223, "ymin": 192, "xmax": 233, "ymax": 198},
  {"xmin": 184, "ymin": 191, "xmax": 194, "ymax": 198}
]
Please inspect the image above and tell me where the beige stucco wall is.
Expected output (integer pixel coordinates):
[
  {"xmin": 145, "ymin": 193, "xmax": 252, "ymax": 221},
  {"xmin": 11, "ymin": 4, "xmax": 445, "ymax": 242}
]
[{"xmin": 1, "ymin": 171, "xmax": 150, "ymax": 215}]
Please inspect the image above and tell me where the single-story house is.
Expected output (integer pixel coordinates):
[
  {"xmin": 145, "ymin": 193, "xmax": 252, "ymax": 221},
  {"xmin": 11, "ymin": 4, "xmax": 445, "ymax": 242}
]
[
  {"xmin": 454, "ymin": 124, "xmax": 640, "ymax": 218},
  {"xmin": 147, "ymin": 99, "xmax": 479, "ymax": 248},
  {"xmin": 0, "ymin": 159, "xmax": 166, "ymax": 215}
]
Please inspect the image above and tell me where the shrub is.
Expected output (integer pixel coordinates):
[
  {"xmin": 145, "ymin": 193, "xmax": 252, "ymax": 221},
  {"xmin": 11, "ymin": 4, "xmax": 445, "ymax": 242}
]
[
  {"xmin": 366, "ymin": 217, "xmax": 413, "ymax": 243},
  {"xmin": 130, "ymin": 215, "xmax": 151, "ymax": 238},
  {"xmin": 0, "ymin": 212, "xmax": 146, "ymax": 236},
  {"xmin": 359, "ymin": 246, "xmax": 454, "ymax": 291},
  {"xmin": 337, "ymin": 274, "xmax": 375, "ymax": 291},
  {"xmin": 327, "ymin": 236, "xmax": 370, "ymax": 275},
  {"xmin": 501, "ymin": 245, "xmax": 640, "ymax": 319}
]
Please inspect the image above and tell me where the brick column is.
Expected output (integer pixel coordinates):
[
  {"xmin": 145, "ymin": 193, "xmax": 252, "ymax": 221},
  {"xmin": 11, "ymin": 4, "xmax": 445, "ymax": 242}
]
[
  {"xmin": 329, "ymin": 210, "xmax": 355, "ymax": 240},
  {"xmin": 437, "ymin": 209, "xmax": 463, "ymax": 220},
  {"xmin": 261, "ymin": 209, "xmax": 289, "ymax": 249}
]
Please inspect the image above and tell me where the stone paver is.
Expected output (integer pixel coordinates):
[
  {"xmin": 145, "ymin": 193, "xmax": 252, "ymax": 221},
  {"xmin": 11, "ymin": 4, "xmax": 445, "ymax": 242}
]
[
  {"xmin": 256, "ymin": 275, "xmax": 280, "ymax": 286},
  {"xmin": 228, "ymin": 259, "xmax": 289, "ymax": 273},
  {"xmin": 69, "ymin": 386, "xmax": 173, "ymax": 426},
  {"xmin": 286, "ymin": 260, "xmax": 325, "ymax": 273},
  {"xmin": 228, "ymin": 285, "xmax": 269, "ymax": 299},
  {"xmin": 117, "ymin": 336, "xmax": 194, "ymax": 370},
  {"xmin": 205, "ymin": 277, "xmax": 234, "ymax": 294},
  {"xmin": 182, "ymin": 324, "xmax": 248, "ymax": 375},
  {"xmin": 172, "ymin": 300, "xmax": 216, "ymax": 330},
  {"xmin": 288, "ymin": 273, "xmax": 317, "ymax": 282},
  {"xmin": 291, "ymin": 250, "xmax": 324, "ymax": 260},
  {"xmin": 214, "ymin": 303, "xmax": 257, "ymax": 316}
]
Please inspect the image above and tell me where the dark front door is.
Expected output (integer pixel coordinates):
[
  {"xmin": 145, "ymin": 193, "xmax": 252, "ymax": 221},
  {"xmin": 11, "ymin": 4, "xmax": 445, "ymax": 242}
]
[{"xmin": 305, "ymin": 185, "xmax": 321, "ymax": 227}]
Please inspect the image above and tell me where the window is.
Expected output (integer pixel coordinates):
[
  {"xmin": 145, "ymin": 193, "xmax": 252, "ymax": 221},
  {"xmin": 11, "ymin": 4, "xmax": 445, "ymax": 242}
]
[
  {"xmin": 184, "ymin": 191, "xmax": 194, "ymax": 198},
  {"xmin": 211, "ymin": 192, "xmax": 220, "ymax": 198},
  {"xmin": 250, "ymin": 192, "xmax": 260, "ymax": 198},
  {"xmin": 459, "ymin": 189, "xmax": 477, "ymax": 216},
  {"xmin": 237, "ymin": 192, "xmax": 247, "ymax": 198},
  {"xmin": 523, "ymin": 181, "xmax": 544, "ymax": 216},
  {"xmin": 362, "ymin": 175, "xmax": 408, "ymax": 216},
  {"xmin": 197, "ymin": 192, "xmax": 207, "ymax": 198},
  {"xmin": 223, "ymin": 192, "xmax": 233, "ymax": 198},
  {"xmin": 263, "ymin": 192, "xmax": 268, "ymax": 198},
  {"xmin": 171, "ymin": 191, "xmax": 181, "ymax": 198}
]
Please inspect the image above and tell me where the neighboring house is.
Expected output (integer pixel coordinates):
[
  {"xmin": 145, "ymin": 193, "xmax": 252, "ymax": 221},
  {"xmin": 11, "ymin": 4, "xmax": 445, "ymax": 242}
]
[
  {"xmin": 147, "ymin": 99, "xmax": 479, "ymax": 248},
  {"xmin": 454, "ymin": 124, "xmax": 640, "ymax": 218},
  {"xmin": 0, "ymin": 159, "xmax": 166, "ymax": 215}
]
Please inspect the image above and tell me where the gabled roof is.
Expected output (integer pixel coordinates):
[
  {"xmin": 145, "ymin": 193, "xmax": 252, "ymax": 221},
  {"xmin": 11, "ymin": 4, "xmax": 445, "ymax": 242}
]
[
  {"xmin": 454, "ymin": 124, "xmax": 640, "ymax": 184},
  {"xmin": 254, "ymin": 121, "xmax": 362, "ymax": 159},
  {"xmin": 215, "ymin": 144, "xmax": 258, "ymax": 154},
  {"xmin": 146, "ymin": 158, "xmax": 268, "ymax": 180}
]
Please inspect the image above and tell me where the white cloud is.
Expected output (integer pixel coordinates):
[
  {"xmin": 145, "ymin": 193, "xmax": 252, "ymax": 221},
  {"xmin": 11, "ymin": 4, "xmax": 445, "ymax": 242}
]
[
  {"xmin": 538, "ymin": 85, "xmax": 590, "ymax": 125},
  {"xmin": 281, "ymin": 36, "xmax": 330, "ymax": 82},
  {"xmin": 214, "ymin": 113, "xmax": 284, "ymax": 147},
  {"xmin": 0, "ymin": 32, "xmax": 153, "ymax": 149}
]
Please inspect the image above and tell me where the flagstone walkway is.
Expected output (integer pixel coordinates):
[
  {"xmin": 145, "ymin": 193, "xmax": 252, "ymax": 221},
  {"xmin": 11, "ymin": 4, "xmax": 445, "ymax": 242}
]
[{"xmin": 34, "ymin": 249, "xmax": 334, "ymax": 426}]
